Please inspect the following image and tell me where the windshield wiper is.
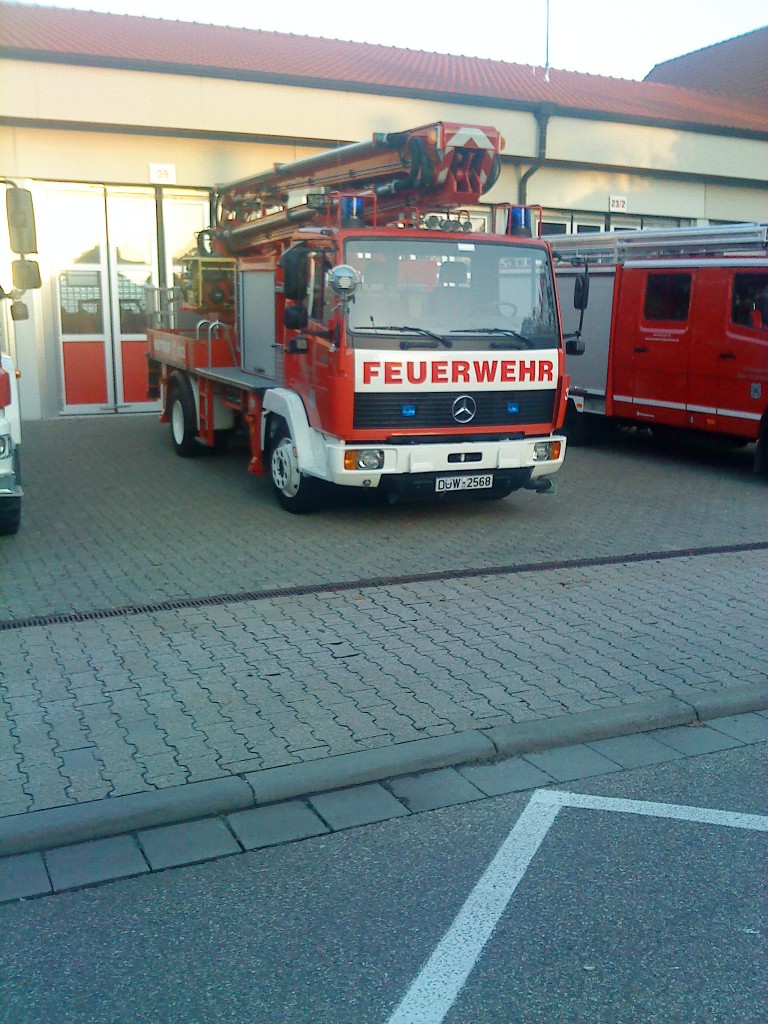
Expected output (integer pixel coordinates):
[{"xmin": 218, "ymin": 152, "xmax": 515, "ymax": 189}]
[
  {"xmin": 353, "ymin": 324, "xmax": 452, "ymax": 348},
  {"xmin": 449, "ymin": 327, "xmax": 535, "ymax": 348}
]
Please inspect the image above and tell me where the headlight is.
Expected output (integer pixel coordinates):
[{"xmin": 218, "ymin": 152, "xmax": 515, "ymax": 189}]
[
  {"xmin": 0, "ymin": 433, "xmax": 13, "ymax": 459},
  {"xmin": 344, "ymin": 449, "xmax": 385, "ymax": 471},
  {"xmin": 533, "ymin": 441, "xmax": 562, "ymax": 461}
]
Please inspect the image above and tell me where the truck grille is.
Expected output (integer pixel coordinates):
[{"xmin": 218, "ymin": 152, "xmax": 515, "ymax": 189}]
[{"xmin": 353, "ymin": 389, "xmax": 556, "ymax": 430}]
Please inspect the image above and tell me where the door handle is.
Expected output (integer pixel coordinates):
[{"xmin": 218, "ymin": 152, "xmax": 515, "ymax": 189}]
[
  {"xmin": 719, "ymin": 352, "xmax": 736, "ymax": 360},
  {"xmin": 634, "ymin": 346, "xmax": 648, "ymax": 353}
]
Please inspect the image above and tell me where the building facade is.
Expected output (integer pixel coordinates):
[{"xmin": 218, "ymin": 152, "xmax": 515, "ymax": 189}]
[{"xmin": 1, "ymin": 3, "xmax": 767, "ymax": 419}]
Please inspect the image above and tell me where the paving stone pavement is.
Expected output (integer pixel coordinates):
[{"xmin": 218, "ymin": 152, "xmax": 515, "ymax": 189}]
[
  {"xmin": 0, "ymin": 416, "xmax": 766, "ymax": 854},
  {"xmin": 2, "ymin": 547, "xmax": 766, "ymax": 818}
]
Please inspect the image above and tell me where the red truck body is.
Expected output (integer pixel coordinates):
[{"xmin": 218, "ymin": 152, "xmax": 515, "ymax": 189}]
[
  {"xmin": 147, "ymin": 123, "xmax": 574, "ymax": 511},
  {"xmin": 553, "ymin": 224, "xmax": 768, "ymax": 471}
]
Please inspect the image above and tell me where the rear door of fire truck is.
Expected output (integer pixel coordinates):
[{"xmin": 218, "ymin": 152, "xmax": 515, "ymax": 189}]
[
  {"xmin": 611, "ymin": 264, "xmax": 692, "ymax": 427},
  {"xmin": 688, "ymin": 264, "xmax": 768, "ymax": 439}
]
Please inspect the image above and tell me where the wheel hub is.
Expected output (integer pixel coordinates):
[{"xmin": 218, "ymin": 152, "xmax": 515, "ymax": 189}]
[
  {"xmin": 271, "ymin": 438, "xmax": 300, "ymax": 497},
  {"xmin": 171, "ymin": 399, "xmax": 186, "ymax": 445}
]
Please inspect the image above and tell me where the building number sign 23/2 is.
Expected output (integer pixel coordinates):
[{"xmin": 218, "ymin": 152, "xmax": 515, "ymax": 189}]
[{"xmin": 610, "ymin": 195, "xmax": 628, "ymax": 212}]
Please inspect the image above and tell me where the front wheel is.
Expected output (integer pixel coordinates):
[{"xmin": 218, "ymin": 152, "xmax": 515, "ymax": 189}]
[
  {"xmin": 269, "ymin": 424, "xmax": 323, "ymax": 513},
  {"xmin": 0, "ymin": 496, "xmax": 21, "ymax": 535}
]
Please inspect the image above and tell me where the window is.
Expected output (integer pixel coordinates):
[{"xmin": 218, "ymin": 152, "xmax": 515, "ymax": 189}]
[
  {"xmin": 540, "ymin": 221, "xmax": 569, "ymax": 236},
  {"xmin": 344, "ymin": 238, "xmax": 558, "ymax": 350},
  {"xmin": 732, "ymin": 272, "xmax": 768, "ymax": 330},
  {"xmin": 643, "ymin": 273, "xmax": 692, "ymax": 322}
]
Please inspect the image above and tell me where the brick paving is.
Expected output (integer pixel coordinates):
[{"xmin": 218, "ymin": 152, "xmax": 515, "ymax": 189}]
[{"xmin": 1, "ymin": 416, "xmax": 766, "ymax": 820}]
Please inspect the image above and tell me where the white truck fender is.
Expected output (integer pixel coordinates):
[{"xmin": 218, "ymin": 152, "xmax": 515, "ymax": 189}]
[
  {"xmin": 261, "ymin": 388, "xmax": 329, "ymax": 479},
  {"xmin": 1, "ymin": 353, "xmax": 22, "ymax": 444}
]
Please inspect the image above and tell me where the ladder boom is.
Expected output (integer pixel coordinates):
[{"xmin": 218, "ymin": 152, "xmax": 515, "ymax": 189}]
[{"xmin": 211, "ymin": 122, "xmax": 503, "ymax": 255}]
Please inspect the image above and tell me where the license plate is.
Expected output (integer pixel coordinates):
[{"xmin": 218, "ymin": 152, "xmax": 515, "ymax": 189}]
[{"xmin": 435, "ymin": 474, "xmax": 494, "ymax": 492}]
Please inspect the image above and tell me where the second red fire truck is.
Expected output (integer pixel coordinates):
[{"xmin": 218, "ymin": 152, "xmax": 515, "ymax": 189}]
[
  {"xmin": 552, "ymin": 223, "xmax": 768, "ymax": 472},
  {"xmin": 147, "ymin": 123, "xmax": 585, "ymax": 512}
]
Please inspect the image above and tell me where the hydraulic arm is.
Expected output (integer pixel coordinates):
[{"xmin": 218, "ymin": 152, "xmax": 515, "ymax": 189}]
[{"xmin": 210, "ymin": 122, "xmax": 503, "ymax": 254}]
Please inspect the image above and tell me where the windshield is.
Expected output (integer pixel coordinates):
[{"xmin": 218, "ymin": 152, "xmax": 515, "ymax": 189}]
[{"xmin": 344, "ymin": 237, "xmax": 559, "ymax": 350}]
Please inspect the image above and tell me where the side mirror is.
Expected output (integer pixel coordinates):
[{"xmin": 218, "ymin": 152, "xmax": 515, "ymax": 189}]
[
  {"xmin": 573, "ymin": 271, "xmax": 590, "ymax": 310},
  {"xmin": 10, "ymin": 301, "xmax": 29, "ymax": 321},
  {"xmin": 566, "ymin": 337, "xmax": 585, "ymax": 355},
  {"xmin": 284, "ymin": 304, "xmax": 308, "ymax": 331},
  {"xmin": 6, "ymin": 187, "xmax": 38, "ymax": 254},
  {"xmin": 12, "ymin": 258, "xmax": 42, "ymax": 291},
  {"xmin": 280, "ymin": 246, "xmax": 309, "ymax": 301}
]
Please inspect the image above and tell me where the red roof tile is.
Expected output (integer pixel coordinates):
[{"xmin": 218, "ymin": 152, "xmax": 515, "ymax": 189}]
[
  {"xmin": 645, "ymin": 26, "xmax": 768, "ymax": 104},
  {"xmin": 1, "ymin": 2, "xmax": 767, "ymax": 134}
]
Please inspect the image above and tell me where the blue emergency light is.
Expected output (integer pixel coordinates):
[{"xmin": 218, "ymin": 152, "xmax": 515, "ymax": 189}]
[
  {"xmin": 341, "ymin": 196, "xmax": 365, "ymax": 225},
  {"xmin": 507, "ymin": 207, "xmax": 532, "ymax": 237}
]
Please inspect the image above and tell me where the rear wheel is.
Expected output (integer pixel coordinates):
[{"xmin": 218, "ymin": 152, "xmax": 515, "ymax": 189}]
[
  {"xmin": 168, "ymin": 375, "xmax": 199, "ymax": 457},
  {"xmin": 563, "ymin": 398, "xmax": 605, "ymax": 446},
  {"xmin": 0, "ymin": 496, "xmax": 21, "ymax": 536},
  {"xmin": 269, "ymin": 423, "xmax": 323, "ymax": 513}
]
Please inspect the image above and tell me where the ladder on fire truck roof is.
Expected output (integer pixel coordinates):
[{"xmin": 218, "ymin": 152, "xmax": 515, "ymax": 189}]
[
  {"xmin": 206, "ymin": 122, "xmax": 504, "ymax": 255},
  {"xmin": 549, "ymin": 222, "xmax": 768, "ymax": 265}
]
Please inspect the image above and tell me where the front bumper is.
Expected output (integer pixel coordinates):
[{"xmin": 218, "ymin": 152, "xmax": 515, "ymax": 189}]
[
  {"xmin": 324, "ymin": 435, "xmax": 566, "ymax": 489},
  {"xmin": 0, "ymin": 474, "xmax": 22, "ymax": 498},
  {"xmin": 0, "ymin": 441, "xmax": 22, "ymax": 498}
]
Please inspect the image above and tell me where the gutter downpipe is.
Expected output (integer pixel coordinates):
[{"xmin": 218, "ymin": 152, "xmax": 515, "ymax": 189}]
[{"xmin": 519, "ymin": 104, "xmax": 552, "ymax": 205}]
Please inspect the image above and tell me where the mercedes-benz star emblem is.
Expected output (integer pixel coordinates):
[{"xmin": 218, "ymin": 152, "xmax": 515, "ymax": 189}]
[{"xmin": 452, "ymin": 394, "xmax": 477, "ymax": 424}]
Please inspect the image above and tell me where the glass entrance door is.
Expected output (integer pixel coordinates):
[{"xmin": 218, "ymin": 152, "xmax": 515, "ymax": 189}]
[
  {"xmin": 107, "ymin": 190, "xmax": 159, "ymax": 411},
  {"xmin": 53, "ymin": 185, "xmax": 113, "ymax": 412},
  {"xmin": 49, "ymin": 184, "xmax": 210, "ymax": 414}
]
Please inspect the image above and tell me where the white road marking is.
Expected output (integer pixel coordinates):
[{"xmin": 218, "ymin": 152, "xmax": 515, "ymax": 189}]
[{"xmin": 385, "ymin": 789, "xmax": 768, "ymax": 1024}]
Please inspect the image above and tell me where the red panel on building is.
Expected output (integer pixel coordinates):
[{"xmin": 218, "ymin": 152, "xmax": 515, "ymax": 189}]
[
  {"xmin": 62, "ymin": 341, "xmax": 108, "ymax": 405},
  {"xmin": 121, "ymin": 339, "xmax": 150, "ymax": 404}
]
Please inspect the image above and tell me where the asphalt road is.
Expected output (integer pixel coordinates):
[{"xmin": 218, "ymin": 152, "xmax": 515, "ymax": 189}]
[{"xmin": 1, "ymin": 741, "xmax": 765, "ymax": 1024}]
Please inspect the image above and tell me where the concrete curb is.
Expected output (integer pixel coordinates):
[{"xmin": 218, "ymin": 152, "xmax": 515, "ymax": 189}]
[
  {"xmin": 2, "ymin": 685, "xmax": 766, "ymax": 858},
  {"xmin": 244, "ymin": 730, "xmax": 495, "ymax": 806},
  {"xmin": 482, "ymin": 696, "xmax": 697, "ymax": 757},
  {"xmin": 0, "ymin": 779, "xmax": 255, "ymax": 859}
]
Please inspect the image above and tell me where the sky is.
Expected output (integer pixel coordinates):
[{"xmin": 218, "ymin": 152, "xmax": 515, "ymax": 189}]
[{"xmin": 8, "ymin": 0, "xmax": 768, "ymax": 81}]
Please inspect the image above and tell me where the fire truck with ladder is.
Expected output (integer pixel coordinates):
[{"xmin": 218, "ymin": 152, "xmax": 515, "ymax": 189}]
[
  {"xmin": 147, "ymin": 122, "xmax": 586, "ymax": 512},
  {"xmin": 552, "ymin": 223, "xmax": 768, "ymax": 473}
]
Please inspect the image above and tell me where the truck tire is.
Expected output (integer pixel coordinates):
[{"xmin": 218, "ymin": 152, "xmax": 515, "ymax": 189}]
[
  {"xmin": 0, "ymin": 496, "xmax": 21, "ymax": 536},
  {"xmin": 168, "ymin": 374, "xmax": 199, "ymax": 458},
  {"xmin": 269, "ymin": 423, "xmax": 323, "ymax": 514},
  {"xmin": 755, "ymin": 414, "xmax": 768, "ymax": 476}
]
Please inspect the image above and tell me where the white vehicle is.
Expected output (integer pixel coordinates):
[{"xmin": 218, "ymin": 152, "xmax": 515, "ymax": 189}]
[
  {"xmin": 0, "ymin": 351, "xmax": 22, "ymax": 534},
  {"xmin": 1, "ymin": 180, "xmax": 42, "ymax": 534}
]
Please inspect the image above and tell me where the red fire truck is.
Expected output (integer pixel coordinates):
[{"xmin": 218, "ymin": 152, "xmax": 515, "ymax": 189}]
[
  {"xmin": 552, "ymin": 224, "xmax": 768, "ymax": 472},
  {"xmin": 147, "ymin": 123, "xmax": 584, "ymax": 512}
]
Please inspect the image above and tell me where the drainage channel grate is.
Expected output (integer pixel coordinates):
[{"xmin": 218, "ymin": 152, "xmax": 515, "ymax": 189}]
[{"xmin": 2, "ymin": 541, "xmax": 767, "ymax": 633}]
